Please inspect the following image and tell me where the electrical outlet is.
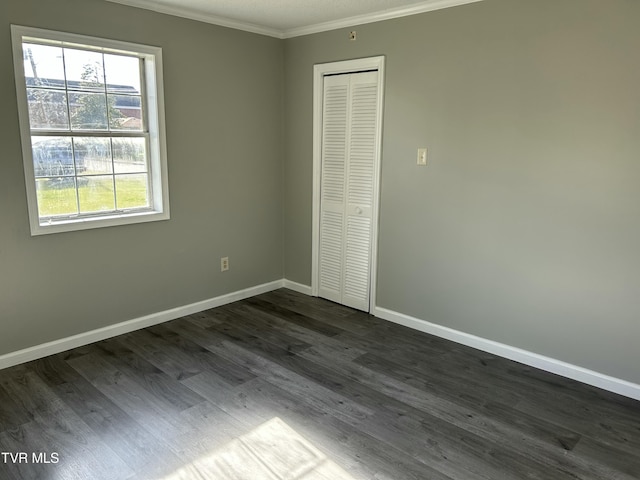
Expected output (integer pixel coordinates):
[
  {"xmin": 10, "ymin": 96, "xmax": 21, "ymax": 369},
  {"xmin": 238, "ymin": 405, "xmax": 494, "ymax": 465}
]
[
  {"xmin": 349, "ymin": 31, "xmax": 357, "ymax": 41},
  {"xmin": 221, "ymin": 256, "xmax": 229, "ymax": 272},
  {"xmin": 417, "ymin": 148, "xmax": 427, "ymax": 166}
]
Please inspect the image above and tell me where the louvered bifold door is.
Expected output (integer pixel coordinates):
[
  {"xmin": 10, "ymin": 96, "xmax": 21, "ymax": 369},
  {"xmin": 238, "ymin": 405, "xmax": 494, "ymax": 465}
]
[
  {"xmin": 343, "ymin": 71, "xmax": 378, "ymax": 310},
  {"xmin": 319, "ymin": 71, "xmax": 379, "ymax": 311},
  {"xmin": 318, "ymin": 75, "xmax": 349, "ymax": 304}
]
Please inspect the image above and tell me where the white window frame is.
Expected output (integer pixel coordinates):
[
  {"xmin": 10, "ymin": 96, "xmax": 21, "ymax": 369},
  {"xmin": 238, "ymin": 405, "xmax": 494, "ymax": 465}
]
[{"xmin": 11, "ymin": 25, "xmax": 170, "ymax": 236}]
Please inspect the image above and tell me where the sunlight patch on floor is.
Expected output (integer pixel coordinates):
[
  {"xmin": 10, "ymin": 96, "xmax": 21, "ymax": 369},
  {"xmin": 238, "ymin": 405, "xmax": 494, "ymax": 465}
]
[{"xmin": 160, "ymin": 417, "xmax": 356, "ymax": 480}]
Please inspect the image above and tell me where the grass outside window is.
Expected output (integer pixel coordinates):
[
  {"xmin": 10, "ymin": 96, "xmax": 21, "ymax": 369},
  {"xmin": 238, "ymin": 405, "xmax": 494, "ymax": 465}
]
[{"xmin": 36, "ymin": 175, "xmax": 149, "ymax": 216}]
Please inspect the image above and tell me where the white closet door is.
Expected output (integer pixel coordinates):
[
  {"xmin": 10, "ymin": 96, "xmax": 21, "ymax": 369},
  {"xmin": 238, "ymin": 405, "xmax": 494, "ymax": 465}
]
[
  {"xmin": 318, "ymin": 75, "xmax": 348, "ymax": 305},
  {"xmin": 318, "ymin": 71, "xmax": 379, "ymax": 311}
]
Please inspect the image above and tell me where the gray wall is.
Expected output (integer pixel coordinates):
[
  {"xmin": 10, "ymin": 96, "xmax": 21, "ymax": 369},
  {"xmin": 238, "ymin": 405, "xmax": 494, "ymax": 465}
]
[
  {"xmin": 283, "ymin": 0, "xmax": 640, "ymax": 384},
  {"xmin": 2, "ymin": 0, "xmax": 639, "ymax": 387},
  {"xmin": 0, "ymin": 0, "xmax": 284, "ymax": 355}
]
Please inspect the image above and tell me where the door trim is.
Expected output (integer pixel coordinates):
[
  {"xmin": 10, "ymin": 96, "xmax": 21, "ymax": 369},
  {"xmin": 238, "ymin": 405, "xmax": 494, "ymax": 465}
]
[{"xmin": 311, "ymin": 56, "xmax": 385, "ymax": 312}]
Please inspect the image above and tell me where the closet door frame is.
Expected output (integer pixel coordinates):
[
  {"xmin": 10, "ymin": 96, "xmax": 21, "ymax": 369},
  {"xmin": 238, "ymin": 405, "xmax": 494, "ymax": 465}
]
[{"xmin": 311, "ymin": 56, "xmax": 385, "ymax": 313}]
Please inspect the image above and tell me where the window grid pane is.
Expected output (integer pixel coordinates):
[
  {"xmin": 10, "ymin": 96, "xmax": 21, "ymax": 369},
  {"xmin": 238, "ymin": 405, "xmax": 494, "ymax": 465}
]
[
  {"xmin": 69, "ymin": 92, "xmax": 109, "ymax": 130},
  {"xmin": 78, "ymin": 175, "xmax": 116, "ymax": 214},
  {"xmin": 23, "ymin": 43, "xmax": 66, "ymax": 89},
  {"xmin": 74, "ymin": 137, "xmax": 112, "ymax": 175},
  {"xmin": 105, "ymin": 54, "xmax": 141, "ymax": 94},
  {"xmin": 63, "ymin": 48, "xmax": 105, "ymax": 92},
  {"xmin": 115, "ymin": 173, "xmax": 150, "ymax": 210},
  {"xmin": 27, "ymin": 88, "xmax": 70, "ymax": 130},
  {"xmin": 36, "ymin": 177, "xmax": 79, "ymax": 217},
  {"xmin": 32, "ymin": 136, "xmax": 74, "ymax": 177}
]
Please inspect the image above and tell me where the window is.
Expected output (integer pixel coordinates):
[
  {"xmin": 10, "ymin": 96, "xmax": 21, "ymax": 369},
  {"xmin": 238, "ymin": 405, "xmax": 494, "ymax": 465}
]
[{"xmin": 11, "ymin": 25, "xmax": 169, "ymax": 235}]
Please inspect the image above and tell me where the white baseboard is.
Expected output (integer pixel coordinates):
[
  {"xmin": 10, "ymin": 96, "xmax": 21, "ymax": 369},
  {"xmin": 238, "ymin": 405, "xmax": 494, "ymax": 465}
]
[
  {"xmin": 0, "ymin": 280, "xmax": 284, "ymax": 371},
  {"xmin": 373, "ymin": 306, "xmax": 640, "ymax": 401},
  {"xmin": 4, "ymin": 279, "xmax": 638, "ymax": 402},
  {"xmin": 282, "ymin": 279, "xmax": 313, "ymax": 295}
]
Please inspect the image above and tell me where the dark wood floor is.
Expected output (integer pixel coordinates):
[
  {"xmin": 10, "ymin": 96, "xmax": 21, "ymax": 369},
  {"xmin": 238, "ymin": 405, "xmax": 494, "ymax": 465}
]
[{"xmin": 1, "ymin": 288, "xmax": 639, "ymax": 479}]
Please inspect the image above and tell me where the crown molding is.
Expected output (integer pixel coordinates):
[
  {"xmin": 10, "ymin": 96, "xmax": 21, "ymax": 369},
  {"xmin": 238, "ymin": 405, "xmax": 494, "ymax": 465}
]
[
  {"xmin": 283, "ymin": 0, "xmax": 483, "ymax": 38},
  {"xmin": 104, "ymin": 0, "xmax": 483, "ymax": 39},
  {"xmin": 104, "ymin": 0, "xmax": 285, "ymax": 38}
]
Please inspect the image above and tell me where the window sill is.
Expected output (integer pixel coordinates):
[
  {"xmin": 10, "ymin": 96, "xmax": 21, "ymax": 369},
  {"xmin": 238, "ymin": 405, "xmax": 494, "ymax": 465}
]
[{"xmin": 31, "ymin": 209, "xmax": 170, "ymax": 236}]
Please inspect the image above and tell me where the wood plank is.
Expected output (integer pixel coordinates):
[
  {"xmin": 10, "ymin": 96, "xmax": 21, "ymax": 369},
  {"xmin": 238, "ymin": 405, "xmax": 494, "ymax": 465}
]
[
  {"xmin": 154, "ymin": 319, "xmax": 258, "ymax": 386},
  {"xmin": 571, "ymin": 436, "xmax": 640, "ymax": 478},
  {"xmin": 1, "ymin": 289, "xmax": 638, "ymax": 480},
  {"xmin": 91, "ymin": 337, "xmax": 206, "ymax": 410},
  {"xmin": 257, "ymin": 289, "xmax": 384, "ymax": 333},
  {"xmin": 301, "ymin": 344, "xmax": 582, "ymax": 450},
  {"xmin": 0, "ymin": 381, "xmax": 32, "ymax": 433},
  {"xmin": 0, "ymin": 369, "xmax": 133, "ymax": 480},
  {"xmin": 212, "ymin": 304, "xmax": 313, "ymax": 354},
  {"xmin": 204, "ymin": 320, "xmax": 587, "ymax": 480},
  {"xmin": 299, "ymin": 345, "xmax": 635, "ymax": 480},
  {"xmin": 48, "ymin": 377, "xmax": 182, "ymax": 477},
  {"xmin": 189, "ymin": 374, "xmax": 451, "ymax": 480},
  {"xmin": 66, "ymin": 352, "xmax": 195, "ymax": 441},
  {"xmin": 222, "ymin": 302, "xmax": 366, "ymax": 361},
  {"xmin": 184, "ymin": 310, "xmax": 224, "ymax": 329},
  {"xmin": 242, "ymin": 297, "xmax": 346, "ymax": 337},
  {"xmin": 353, "ymin": 350, "xmax": 522, "ymax": 408},
  {"xmin": 104, "ymin": 330, "xmax": 201, "ymax": 381},
  {"xmin": 204, "ymin": 331, "xmax": 375, "ymax": 425},
  {"xmin": 28, "ymin": 353, "xmax": 87, "ymax": 387}
]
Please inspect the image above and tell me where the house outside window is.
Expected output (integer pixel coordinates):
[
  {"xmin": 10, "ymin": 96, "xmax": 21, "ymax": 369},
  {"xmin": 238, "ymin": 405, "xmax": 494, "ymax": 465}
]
[{"xmin": 11, "ymin": 25, "xmax": 170, "ymax": 235}]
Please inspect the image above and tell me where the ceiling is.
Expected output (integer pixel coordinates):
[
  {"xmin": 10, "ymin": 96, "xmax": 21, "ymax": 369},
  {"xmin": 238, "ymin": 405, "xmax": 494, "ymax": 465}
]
[{"xmin": 104, "ymin": 0, "xmax": 482, "ymax": 38}]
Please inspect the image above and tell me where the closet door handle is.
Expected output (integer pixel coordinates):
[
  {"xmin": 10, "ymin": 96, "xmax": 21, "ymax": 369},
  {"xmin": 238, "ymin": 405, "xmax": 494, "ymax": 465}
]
[{"xmin": 355, "ymin": 207, "xmax": 363, "ymax": 215}]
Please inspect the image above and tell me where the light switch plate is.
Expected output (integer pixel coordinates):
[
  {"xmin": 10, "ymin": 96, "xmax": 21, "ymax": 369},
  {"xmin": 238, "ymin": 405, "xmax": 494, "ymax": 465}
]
[{"xmin": 417, "ymin": 148, "xmax": 427, "ymax": 166}]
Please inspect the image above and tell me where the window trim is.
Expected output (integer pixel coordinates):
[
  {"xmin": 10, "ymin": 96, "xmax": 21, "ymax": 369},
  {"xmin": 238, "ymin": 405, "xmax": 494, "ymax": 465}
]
[{"xmin": 11, "ymin": 25, "xmax": 170, "ymax": 236}]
